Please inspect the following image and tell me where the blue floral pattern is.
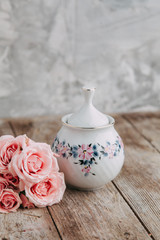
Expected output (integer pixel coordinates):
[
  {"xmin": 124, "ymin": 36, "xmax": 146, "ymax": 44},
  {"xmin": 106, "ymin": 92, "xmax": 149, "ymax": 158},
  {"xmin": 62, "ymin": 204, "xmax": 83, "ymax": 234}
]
[{"xmin": 52, "ymin": 136, "xmax": 124, "ymax": 177}]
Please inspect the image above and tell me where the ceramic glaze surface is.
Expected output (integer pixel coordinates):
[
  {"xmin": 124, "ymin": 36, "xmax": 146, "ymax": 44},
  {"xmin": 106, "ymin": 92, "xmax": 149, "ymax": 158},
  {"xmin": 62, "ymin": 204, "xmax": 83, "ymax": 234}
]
[{"xmin": 52, "ymin": 123, "xmax": 124, "ymax": 190}]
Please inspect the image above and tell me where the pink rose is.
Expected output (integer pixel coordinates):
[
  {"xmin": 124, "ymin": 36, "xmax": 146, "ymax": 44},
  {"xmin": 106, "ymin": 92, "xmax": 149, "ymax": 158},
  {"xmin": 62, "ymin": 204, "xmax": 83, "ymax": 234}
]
[
  {"xmin": 9, "ymin": 142, "xmax": 59, "ymax": 184},
  {"xmin": 25, "ymin": 172, "xmax": 66, "ymax": 207},
  {"xmin": 0, "ymin": 135, "xmax": 14, "ymax": 173},
  {"xmin": 0, "ymin": 189, "xmax": 22, "ymax": 213},
  {"xmin": 0, "ymin": 135, "xmax": 14, "ymax": 148},
  {"xmin": 3, "ymin": 173, "xmax": 19, "ymax": 188},
  {"xmin": 0, "ymin": 177, "xmax": 9, "ymax": 192},
  {"xmin": 20, "ymin": 193, "xmax": 35, "ymax": 209},
  {"xmin": 0, "ymin": 135, "xmax": 30, "ymax": 173}
]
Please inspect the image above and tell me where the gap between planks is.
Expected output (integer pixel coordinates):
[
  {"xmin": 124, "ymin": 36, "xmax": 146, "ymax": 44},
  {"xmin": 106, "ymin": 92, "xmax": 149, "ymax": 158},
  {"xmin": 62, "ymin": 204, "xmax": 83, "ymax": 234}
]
[
  {"xmin": 122, "ymin": 114, "xmax": 160, "ymax": 154},
  {"xmin": 111, "ymin": 181, "xmax": 154, "ymax": 240},
  {"xmin": 46, "ymin": 206, "xmax": 63, "ymax": 240},
  {"xmin": 8, "ymin": 121, "xmax": 17, "ymax": 137}
]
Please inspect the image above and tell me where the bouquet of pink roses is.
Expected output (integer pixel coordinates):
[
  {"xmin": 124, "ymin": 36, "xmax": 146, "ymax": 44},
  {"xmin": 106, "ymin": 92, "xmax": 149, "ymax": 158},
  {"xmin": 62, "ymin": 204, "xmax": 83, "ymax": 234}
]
[{"xmin": 0, "ymin": 135, "xmax": 66, "ymax": 213}]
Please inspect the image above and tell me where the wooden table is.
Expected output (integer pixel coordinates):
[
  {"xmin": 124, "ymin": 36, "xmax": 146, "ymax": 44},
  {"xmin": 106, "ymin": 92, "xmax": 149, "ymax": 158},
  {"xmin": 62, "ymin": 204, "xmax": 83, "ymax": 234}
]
[{"xmin": 0, "ymin": 112, "xmax": 160, "ymax": 240}]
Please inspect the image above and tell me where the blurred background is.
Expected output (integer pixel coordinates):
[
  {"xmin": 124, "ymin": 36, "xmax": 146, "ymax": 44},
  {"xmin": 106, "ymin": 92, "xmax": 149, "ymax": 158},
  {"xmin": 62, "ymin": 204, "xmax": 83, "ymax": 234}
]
[{"xmin": 0, "ymin": 0, "xmax": 160, "ymax": 118}]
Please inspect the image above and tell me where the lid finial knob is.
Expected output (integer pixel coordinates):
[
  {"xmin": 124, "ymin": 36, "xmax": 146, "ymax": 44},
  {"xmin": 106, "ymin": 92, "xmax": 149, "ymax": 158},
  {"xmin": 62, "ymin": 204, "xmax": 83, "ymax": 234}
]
[
  {"xmin": 82, "ymin": 86, "xmax": 96, "ymax": 105},
  {"xmin": 67, "ymin": 86, "xmax": 109, "ymax": 128}
]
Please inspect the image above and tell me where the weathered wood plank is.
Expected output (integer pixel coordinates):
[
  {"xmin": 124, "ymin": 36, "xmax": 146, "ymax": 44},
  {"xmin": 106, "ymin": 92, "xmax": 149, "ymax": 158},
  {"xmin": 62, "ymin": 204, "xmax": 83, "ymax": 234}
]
[
  {"xmin": 10, "ymin": 116, "xmax": 61, "ymax": 145},
  {"xmin": 0, "ymin": 119, "xmax": 60, "ymax": 240},
  {"xmin": 0, "ymin": 119, "xmax": 13, "ymax": 135},
  {"xmin": 10, "ymin": 116, "xmax": 152, "ymax": 240},
  {"xmin": 49, "ymin": 184, "xmax": 151, "ymax": 240},
  {"xmin": 113, "ymin": 114, "xmax": 160, "ymax": 240},
  {"xmin": 122, "ymin": 112, "xmax": 160, "ymax": 152},
  {"xmin": 0, "ymin": 208, "xmax": 59, "ymax": 240}
]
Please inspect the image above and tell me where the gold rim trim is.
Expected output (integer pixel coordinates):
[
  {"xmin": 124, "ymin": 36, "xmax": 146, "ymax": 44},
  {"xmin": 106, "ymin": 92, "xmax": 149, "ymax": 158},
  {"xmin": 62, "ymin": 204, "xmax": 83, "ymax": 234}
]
[{"xmin": 61, "ymin": 114, "xmax": 115, "ymax": 130}]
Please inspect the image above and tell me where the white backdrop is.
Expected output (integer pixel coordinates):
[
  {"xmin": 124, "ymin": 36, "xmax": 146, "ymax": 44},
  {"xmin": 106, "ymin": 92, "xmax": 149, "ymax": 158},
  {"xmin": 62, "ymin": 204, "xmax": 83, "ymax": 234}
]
[{"xmin": 0, "ymin": 0, "xmax": 160, "ymax": 118}]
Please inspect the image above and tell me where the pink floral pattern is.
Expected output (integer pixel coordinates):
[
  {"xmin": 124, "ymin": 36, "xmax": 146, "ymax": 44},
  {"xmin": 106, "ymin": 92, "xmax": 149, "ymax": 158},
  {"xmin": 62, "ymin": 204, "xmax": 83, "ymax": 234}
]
[
  {"xmin": 82, "ymin": 166, "xmax": 91, "ymax": 174},
  {"xmin": 78, "ymin": 144, "xmax": 93, "ymax": 160},
  {"xmin": 52, "ymin": 136, "xmax": 124, "ymax": 177},
  {"xmin": 57, "ymin": 143, "xmax": 69, "ymax": 158}
]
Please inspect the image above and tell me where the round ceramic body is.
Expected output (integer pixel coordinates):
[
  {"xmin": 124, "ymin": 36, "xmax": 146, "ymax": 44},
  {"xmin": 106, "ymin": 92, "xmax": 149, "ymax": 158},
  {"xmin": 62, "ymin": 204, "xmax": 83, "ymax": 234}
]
[{"xmin": 52, "ymin": 114, "xmax": 124, "ymax": 190}]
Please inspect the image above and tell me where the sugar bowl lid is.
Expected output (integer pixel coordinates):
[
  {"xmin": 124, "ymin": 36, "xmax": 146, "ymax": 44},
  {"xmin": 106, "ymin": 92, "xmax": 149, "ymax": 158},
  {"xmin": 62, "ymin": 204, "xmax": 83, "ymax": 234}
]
[{"xmin": 67, "ymin": 87, "xmax": 110, "ymax": 128}]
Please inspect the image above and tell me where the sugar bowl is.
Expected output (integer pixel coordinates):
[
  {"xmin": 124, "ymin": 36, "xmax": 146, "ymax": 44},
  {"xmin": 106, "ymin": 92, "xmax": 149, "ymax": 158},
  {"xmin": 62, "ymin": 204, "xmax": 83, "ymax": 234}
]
[{"xmin": 52, "ymin": 87, "xmax": 124, "ymax": 190}]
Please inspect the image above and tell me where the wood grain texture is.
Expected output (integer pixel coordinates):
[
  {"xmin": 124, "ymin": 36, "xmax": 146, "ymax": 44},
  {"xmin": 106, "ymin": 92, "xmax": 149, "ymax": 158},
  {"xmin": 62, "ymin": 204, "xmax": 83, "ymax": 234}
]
[
  {"xmin": 0, "ymin": 119, "xmax": 60, "ymax": 240},
  {"xmin": 113, "ymin": 114, "xmax": 160, "ymax": 240},
  {"xmin": 9, "ymin": 116, "xmax": 61, "ymax": 145},
  {"xmin": 0, "ymin": 208, "xmax": 60, "ymax": 240},
  {"xmin": 122, "ymin": 112, "xmax": 160, "ymax": 152},
  {"xmin": 10, "ymin": 115, "xmax": 153, "ymax": 240},
  {"xmin": 0, "ymin": 119, "xmax": 13, "ymax": 135},
  {"xmin": 49, "ymin": 184, "xmax": 151, "ymax": 240}
]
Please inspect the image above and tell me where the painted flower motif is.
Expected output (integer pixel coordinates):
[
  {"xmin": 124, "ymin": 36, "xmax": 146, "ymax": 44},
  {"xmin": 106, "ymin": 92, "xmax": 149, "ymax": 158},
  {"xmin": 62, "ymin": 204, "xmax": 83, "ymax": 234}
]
[
  {"xmin": 101, "ymin": 144, "xmax": 109, "ymax": 157},
  {"xmin": 82, "ymin": 166, "xmax": 91, "ymax": 173},
  {"xmin": 82, "ymin": 166, "xmax": 91, "ymax": 176},
  {"xmin": 101, "ymin": 142, "xmax": 118, "ymax": 158},
  {"xmin": 117, "ymin": 136, "xmax": 124, "ymax": 150},
  {"xmin": 89, "ymin": 158, "xmax": 95, "ymax": 165},
  {"xmin": 92, "ymin": 145, "xmax": 99, "ymax": 158},
  {"xmin": 78, "ymin": 144, "xmax": 93, "ymax": 160},
  {"xmin": 108, "ymin": 145, "xmax": 116, "ymax": 158},
  {"xmin": 57, "ymin": 143, "xmax": 69, "ymax": 158},
  {"xmin": 71, "ymin": 146, "xmax": 78, "ymax": 158},
  {"xmin": 52, "ymin": 136, "xmax": 59, "ymax": 154},
  {"xmin": 52, "ymin": 136, "xmax": 123, "ymax": 177}
]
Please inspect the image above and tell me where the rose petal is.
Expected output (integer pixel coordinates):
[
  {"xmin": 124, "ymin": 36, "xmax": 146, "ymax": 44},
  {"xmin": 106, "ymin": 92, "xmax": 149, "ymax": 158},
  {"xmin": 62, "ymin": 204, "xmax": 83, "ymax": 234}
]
[
  {"xmin": 10, "ymin": 142, "xmax": 59, "ymax": 184},
  {"xmin": 0, "ymin": 189, "xmax": 22, "ymax": 213},
  {"xmin": 25, "ymin": 172, "xmax": 66, "ymax": 207}
]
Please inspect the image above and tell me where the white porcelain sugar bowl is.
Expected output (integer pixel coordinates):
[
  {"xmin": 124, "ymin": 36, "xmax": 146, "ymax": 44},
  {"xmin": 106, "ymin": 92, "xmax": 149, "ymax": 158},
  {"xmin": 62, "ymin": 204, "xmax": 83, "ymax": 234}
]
[{"xmin": 52, "ymin": 87, "xmax": 124, "ymax": 190}]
